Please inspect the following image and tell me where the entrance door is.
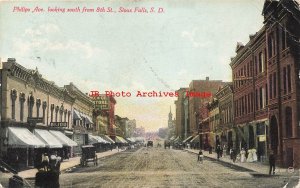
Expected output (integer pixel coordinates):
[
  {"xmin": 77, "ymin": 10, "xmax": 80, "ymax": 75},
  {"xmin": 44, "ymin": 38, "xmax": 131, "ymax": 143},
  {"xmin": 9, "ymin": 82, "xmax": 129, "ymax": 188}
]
[
  {"xmin": 270, "ymin": 116, "xmax": 279, "ymax": 154},
  {"xmin": 286, "ymin": 148, "xmax": 293, "ymax": 167}
]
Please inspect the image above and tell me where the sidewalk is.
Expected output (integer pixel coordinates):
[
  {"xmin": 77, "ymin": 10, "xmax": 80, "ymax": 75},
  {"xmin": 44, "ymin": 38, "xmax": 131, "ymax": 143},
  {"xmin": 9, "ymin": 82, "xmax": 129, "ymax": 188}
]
[
  {"xmin": 18, "ymin": 148, "xmax": 124, "ymax": 179},
  {"xmin": 185, "ymin": 148, "xmax": 287, "ymax": 175}
]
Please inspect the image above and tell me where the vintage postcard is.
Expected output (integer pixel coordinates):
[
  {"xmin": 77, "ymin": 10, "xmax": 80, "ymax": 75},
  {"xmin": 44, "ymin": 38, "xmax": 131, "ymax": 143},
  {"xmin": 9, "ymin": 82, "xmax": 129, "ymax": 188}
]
[{"xmin": 0, "ymin": 0, "xmax": 300, "ymax": 187}]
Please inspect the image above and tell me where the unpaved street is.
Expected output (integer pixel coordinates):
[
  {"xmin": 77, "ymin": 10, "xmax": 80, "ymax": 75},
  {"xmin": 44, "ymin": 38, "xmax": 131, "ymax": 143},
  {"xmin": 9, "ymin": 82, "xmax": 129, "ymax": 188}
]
[{"xmin": 57, "ymin": 147, "xmax": 290, "ymax": 188}]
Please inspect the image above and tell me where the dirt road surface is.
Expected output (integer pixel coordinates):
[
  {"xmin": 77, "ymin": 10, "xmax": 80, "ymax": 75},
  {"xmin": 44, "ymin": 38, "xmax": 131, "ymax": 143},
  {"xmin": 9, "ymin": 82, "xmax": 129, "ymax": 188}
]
[{"xmin": 55, "ymin": 147, "xmax": 291, "ymax": 188}]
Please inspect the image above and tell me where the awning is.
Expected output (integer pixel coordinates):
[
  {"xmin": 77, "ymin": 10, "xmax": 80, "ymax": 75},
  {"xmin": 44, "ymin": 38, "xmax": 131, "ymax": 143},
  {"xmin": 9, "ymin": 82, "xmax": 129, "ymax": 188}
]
[
  {"xmin": 88, "ymin": 134, "xmax": 99, "ymax": 144},
  {"xmin": 170, "ymin": 136, "xmax": 175, "ymax": 141},
  {"xmin": 34, "ymin": 129, "xmax": 63, "ymax": 148},
  {"xmin": 89, "ymin": 134, "xmax": 107, "ymax": 144},
  {"xmin": 49, "ymin": 130, "xmax": 78, "ymax": 147},
  {"xmin": 190, "ymin": 135, "xmax": 200, "ymax": 143},
  {"xmin": 94, "ymin": 136, "xmax": 108, "ymax": 143},
  {"xmin": 102, "ymin": 135, "xmax": 115, "ymax": 144},
  {"xmin": 115, "ymin": 136, "xmax": 127, "ymax": 144},
  {"xmin": 80, "ymin": 113, "xmax": 93, "ymax": 124},
  {"xmin": 64, "ymin": 130, "xmax": 73, "ymax": 135},
  {"xmin": 8, "ymin": 127, "xmax": 45, "ymax": 148},
  {"xmin": 73, "ymin": 109, "xmax": 82, "ymax": 120},
  {"xmin": 183, "ymin": 136, "xmax": 193, "ymax": 143}
]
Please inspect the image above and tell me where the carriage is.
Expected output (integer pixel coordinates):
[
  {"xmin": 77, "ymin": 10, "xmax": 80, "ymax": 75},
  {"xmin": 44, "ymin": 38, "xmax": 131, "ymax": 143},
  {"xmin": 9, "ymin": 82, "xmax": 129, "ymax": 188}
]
[{"xmin": 80, "ymin": 145, "xmax": 98, "ymax": 167}]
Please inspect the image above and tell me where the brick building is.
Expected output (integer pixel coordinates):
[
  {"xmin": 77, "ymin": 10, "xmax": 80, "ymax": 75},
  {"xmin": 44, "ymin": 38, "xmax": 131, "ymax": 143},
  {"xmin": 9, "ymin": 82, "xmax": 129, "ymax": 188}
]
[{"xmin": 230, "ymin": 0, "xmax": 300, "ymax": 167}]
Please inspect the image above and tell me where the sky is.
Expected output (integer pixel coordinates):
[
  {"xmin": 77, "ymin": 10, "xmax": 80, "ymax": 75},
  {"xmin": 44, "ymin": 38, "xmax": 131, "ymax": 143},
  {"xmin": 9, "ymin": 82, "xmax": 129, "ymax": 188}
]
[{"xmin": 0, "ymin": 0, "xmax": 265, "ymax": 132}]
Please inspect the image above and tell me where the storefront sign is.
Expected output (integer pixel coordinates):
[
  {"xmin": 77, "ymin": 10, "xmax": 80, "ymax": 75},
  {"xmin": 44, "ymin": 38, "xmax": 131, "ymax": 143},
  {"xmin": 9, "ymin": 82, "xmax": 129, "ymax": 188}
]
[{"xmin": 258, "ymin": 135, "xmax": 266, "ymax": 142}]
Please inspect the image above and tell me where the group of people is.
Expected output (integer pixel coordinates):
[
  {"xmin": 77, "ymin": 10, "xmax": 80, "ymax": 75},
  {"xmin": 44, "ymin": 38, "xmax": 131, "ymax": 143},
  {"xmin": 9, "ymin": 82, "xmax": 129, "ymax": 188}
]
[
  {"xmin": 40, "ymin": 151, "xmax": 62, "ymax": 172},
  {"xmin": 228, "ymin": 148, "xmax": 258, "ymax": 163}
]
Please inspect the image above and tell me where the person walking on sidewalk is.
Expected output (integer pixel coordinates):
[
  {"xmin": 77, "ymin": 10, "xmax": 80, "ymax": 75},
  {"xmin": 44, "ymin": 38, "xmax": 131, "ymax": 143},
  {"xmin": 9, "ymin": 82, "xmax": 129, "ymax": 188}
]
[
  {"xmin": 240, "ymin": 148, "xmax": 246, "ymax": 163},
  {"xmin": 198, "ymin": 150, "xmax": 204, "ymax": 163},
  {"xmin": 269, "ymin": 150, "xmax": 276, "ymax": 175}
]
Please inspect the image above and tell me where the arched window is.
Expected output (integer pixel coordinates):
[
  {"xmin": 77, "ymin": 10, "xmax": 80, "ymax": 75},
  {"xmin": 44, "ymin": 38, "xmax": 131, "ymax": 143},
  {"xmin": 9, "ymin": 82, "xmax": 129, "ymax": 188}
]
[
  {"xmin": 50, "ymin": 104, "xmax": 54, "ymax": 122},
  {"xmin": 67, "ymin": 111, "xmax": 71, "ymax": 128},
  {"xmin": 59, "ymin": 105, "xmax": 64, "ymax": 122},
  {"xmin": 36, "ymin": 99, "xmax": 41, "ymax": 118},
  {"xmin": 28, "ymin": 95, "xmax": 34, "ymax": 118},
  {"xmin": 42, "ymin": 101, "xmax": 47, "ymax": 124},
  {"xmin": 286, "ymin": 107, "xmax": 293, "ymax": 138},
  {"xmin": 19, "ymin": 93, "xmax": 26, "ymax": 121},
  {"xmin": 55, "ymin": 106, "xmax": 59, "ymax": 122},
  {"xmin": 64, "ymin": 109, "xmax": 67, "ymax": 122},
  {"xmin": 11, "ymin": 89, "xmax": 17, "ymax": 120}
]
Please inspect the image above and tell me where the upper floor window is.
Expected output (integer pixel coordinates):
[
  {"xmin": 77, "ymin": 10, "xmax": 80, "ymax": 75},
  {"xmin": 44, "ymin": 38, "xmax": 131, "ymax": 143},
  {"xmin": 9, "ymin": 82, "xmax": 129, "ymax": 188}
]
[
  {"xmin": 268, "ymin": 34, "xmax": 276, "ymax": 58},
  {"xmin": 50, "ymin": 104, "xmax": 54, "ymax": 122},
  {"xmin": 28, "ymin": 95, "xmax": 34, "ymax": 118},
  {"xmin": 259, "ymin": 52, "xmax": 264, "ymax": 73},
  {"xmin": 19, "ymin": 93, "xmax": 26, "ymax": 121},
  {"xmin": 11, "ymin": 89, "xmax": 17, "ymax": 120},
  {"xmin": 36, "ymin": 99, "xmax": 41, "ymax": 118},
  {"xmin": 42, "ymin": 101, "xmax": 47, "ymax": 124}
]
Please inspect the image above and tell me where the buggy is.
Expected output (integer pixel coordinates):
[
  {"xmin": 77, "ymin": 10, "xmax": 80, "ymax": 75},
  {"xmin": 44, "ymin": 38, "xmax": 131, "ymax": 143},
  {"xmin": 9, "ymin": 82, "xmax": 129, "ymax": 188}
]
[{"xmin": 80, "ymin": 145, "xmax": 98, "ymax": 167}]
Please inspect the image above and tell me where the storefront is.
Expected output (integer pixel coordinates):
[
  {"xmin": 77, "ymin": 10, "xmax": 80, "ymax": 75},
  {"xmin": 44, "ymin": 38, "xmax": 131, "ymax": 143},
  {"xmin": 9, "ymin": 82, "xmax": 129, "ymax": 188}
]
[{"xmin": 6, "ymin": 127, "xmax": 45, "ymax": 170}]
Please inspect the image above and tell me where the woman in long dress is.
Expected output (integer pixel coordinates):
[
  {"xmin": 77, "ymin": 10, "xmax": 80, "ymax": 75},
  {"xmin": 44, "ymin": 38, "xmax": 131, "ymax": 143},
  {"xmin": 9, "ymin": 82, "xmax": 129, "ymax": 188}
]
[{"xmin": 240, "ymin": 148, "xmax": 246, "ymax": 163}]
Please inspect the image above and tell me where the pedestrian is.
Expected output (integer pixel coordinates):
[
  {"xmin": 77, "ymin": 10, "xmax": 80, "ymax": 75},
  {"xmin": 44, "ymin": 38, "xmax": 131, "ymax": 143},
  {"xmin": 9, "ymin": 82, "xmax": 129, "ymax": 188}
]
[
  {"xmin": 41, "ymin": 153, "xmax": 49, "ymax": 171},
  {"xmin": 209, "ymin": 145, "xmax": 212, "ymax": 154},
  {"xmin": 198, "ymin": 150, "xmax": 204, "ymax": 163},
  {"xmin": 240, "ymin": 148, "xmax": 246, "ymax": 163},
  {"xmin": 216, "ymin": 145, "xmax": 222, "ymax": 160},
  {"xmin": 269, "ymin": 150, "xmax": 276, "ymax": 175}
]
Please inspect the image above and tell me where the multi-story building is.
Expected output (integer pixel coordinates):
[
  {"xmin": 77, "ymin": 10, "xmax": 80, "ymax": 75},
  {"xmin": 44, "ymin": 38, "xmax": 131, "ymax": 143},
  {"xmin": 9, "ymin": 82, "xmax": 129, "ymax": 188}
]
[
  {"xmin": 215, "ymin": 84, "xmax": 235, "ymax": 151},
  {"xmin": 126, "ymin": 119, "xmax": 136, "ymax": 138},
  {"xmin": 207, "ymin": 98, "xmax": 220, "ymax": 149},
  {"xmin": 65, "ymin": 83, "xmax": 94, "ymax": 152},
  {"xmin": 230, "ymin": 0, "xmax": 300, "ymax": 167},
  {"xmin": 174, "ymin": 88, "xmax": 187, "ymax": 139},
  {"xmin": 188, "ymin": 77, "xmax": 225, "ymax": 136},
  {"xmin": 0, "ymin": 58, "xmax": 80, "ymax": 168}
]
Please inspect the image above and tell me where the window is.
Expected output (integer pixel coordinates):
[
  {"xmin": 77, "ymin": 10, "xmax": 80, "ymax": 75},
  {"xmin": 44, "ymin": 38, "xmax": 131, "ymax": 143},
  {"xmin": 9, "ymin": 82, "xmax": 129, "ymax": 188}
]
[
  {"xmin": 64, "ymin": 109, "xmax": 67, "ymax": 122},
  {"xmin": 68, "ymin": 111, "xmax": 71, "ymax": 127},
  {"xmin": 256, "ymin": 89, "xmax": 258, "ymax": 110},
  {"xmin": 269, "ymin": 76, "xmax": 273, "ymax": 99},
  {"xmin": 36, "ymin": 99, "xmax": 41, "ymax": 118},
  {"xmin": 287, "ymin": 65, "xmax": 291, "ymax": 92},
  {"xmin": 259, "ymin": 52, "xmax": 264, "ymax": 73},
  {"xmin": 11, "ymin": 90, "xmax": 17, "ymax": 120},
  {"xmin": 55, "ymin": 106, "xmax": 59, "ymax": 122},
  {"xmin": 59, "ymin": 105, "xmax": 64, "ymax": 122},
  {"xmin": 259, "ymin": 87, "xmax": 263, "ymax": 109},
  {"xmin": 42, "ymin": 101, "xmax": 47, "ymax": 124},
  {"xmin": 283, "ymin": 67, "xmax": 287, "ymax": 94},
  {"xmin": 266, "ymin": 84, "xmax": 268, "ymax": 105},
  {"xmin": 268, "ymin": 34, "xmax": 275, "ymax": 58},
  {"xmin": 282, "ymin": 27, "xmax": 286, "ymax": 50},
  {"xmin": 19, "ymin": 93, "xmax": 25, "ymax": 121},
  {"xmin": 255, "ymin": 56, "xmax": 258, "ymax": 75},
  {"xmin": 50, "ymin": 104, "xmax": 54, "ymax": 122},
  {"xmin": 28, "ymin": 96, "xmax": 34, "ymax": 118},
  {"xmin": 273, "ymin": 73, "xmax": 277, "ymax": 97}
]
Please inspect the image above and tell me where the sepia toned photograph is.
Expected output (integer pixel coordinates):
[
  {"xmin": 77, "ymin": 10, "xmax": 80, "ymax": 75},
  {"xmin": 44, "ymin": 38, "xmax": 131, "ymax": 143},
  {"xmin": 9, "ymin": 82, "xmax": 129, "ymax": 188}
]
[{"xmin": 0, "ymin": 0, "xmax": 300, "ymax": 187}]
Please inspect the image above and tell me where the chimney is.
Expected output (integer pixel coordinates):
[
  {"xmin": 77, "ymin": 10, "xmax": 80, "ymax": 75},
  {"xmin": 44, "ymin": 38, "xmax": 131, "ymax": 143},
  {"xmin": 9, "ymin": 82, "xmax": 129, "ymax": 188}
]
[
  {"xmin": 7, "ymin": 58, "xmax": 16, "ymax": 62},
  {"xmin": 206, "ymin": 77, "xmax": 209, "ymax": 81}
]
